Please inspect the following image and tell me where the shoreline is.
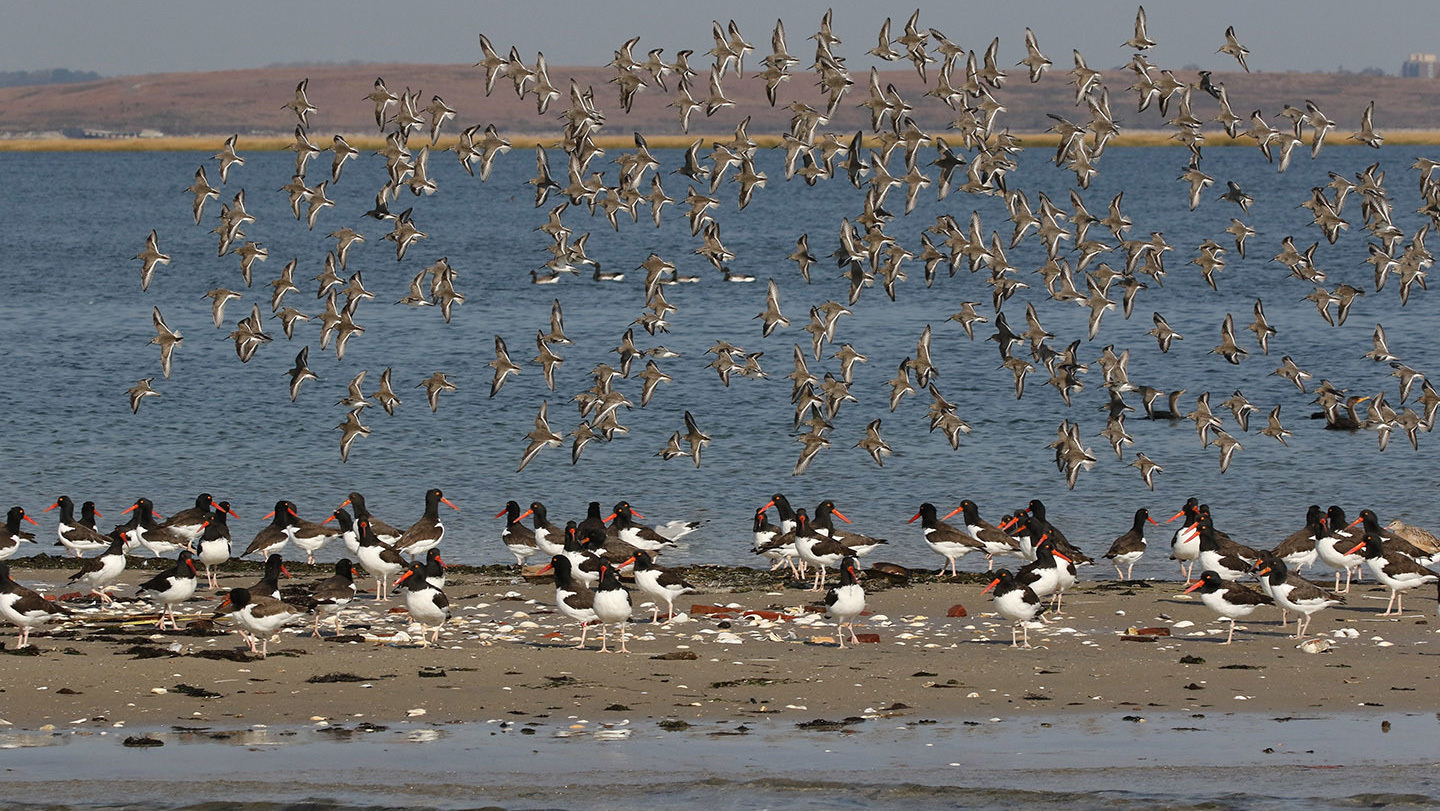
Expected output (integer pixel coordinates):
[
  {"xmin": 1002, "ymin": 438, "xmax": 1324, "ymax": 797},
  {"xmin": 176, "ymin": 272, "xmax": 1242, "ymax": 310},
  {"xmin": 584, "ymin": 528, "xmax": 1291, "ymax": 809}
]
[{"xmin": 1, "ymin": 561, "xmax": 1435, "ymax": 732}]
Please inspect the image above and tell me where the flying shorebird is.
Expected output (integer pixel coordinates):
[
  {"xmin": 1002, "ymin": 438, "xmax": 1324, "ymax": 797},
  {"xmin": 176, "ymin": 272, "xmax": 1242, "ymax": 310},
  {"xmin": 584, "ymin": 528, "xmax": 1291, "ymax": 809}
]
[
  {"xmin": 489, "ymin": 335, "xmax": 521, "ymax": 397},
  {"xmin": 336, "ymin": 409, "xmax": 370, "ymax": 463},
  {"xmin": 149, "ymin": 306, "xmax": 182, "ymax": 378},
  {"xmin": 518, "ymin": 401, "xmax": 563, "ymax": 472},
  {"xmin": 135, "ymin": 230, "xmax": 170, "ymax": 292},
  {"xmin": 127, "ymin": 378, "xmax": 159, "ymax": 414},
  {"xmin": 681, "ymin": 410, "xmax": 710, "ymax": 468},
  {"xmin": 285, "ymin": 346, "xmax": 317, "ymax": 402},
  {"xmin": 1130, "ymin": 452, "xmax": 1162, "ymax": 490},
  {"xmin": 417, "ymin": 372, "xmax": 457, "ymax": 412},
  {"xmin": 856, "ymin": 418, "xmax": 892, "ymax": 466},
  {"xmin": 372, "ymin": 367, "xmax": 401, "ymax": 416}
]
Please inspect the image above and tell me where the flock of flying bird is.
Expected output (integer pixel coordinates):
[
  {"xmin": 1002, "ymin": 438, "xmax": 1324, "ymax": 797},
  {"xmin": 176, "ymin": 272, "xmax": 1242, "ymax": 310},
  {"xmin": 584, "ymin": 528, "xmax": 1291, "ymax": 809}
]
[
  {"xmin": 117, "ymin": 7, "xmax": 1440, "ymax": 489},
  {"xmin": 2, "ymin": 486, "xmax": 1437, "ymax": 652}
]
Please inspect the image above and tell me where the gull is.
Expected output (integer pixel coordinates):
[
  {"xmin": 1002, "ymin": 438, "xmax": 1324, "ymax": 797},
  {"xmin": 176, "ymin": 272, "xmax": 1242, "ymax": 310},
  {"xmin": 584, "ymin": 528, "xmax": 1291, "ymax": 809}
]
[
  {"xmin": 1148, "ymin": 311, "xmax": 1182, "ymax": 353},
  {"xmin": 185, "ymin": 165, "xmax": 219, "ymax": 224},
  {"xmin": 150, "ymin": 306, "xmax": 182, "ymax": 378},
  {"xmin": 135, "ymin": 230, "xmax": 170, "ymax": 292},
  {"xmin": 681, "ymin": 410, "xmax": 710, "ymax": 468},
  {"xmin": 1218, "ymin": 25, "xmax": 1250, "ymax": 72},
  {"xmin": 1211, "ymin": 313, "xmax": 1248, "ymax": 364},
  {"xmin": 336, "ymin": 409, "xmax": 369, "ymax": 463},
  {"xmin": 127, "ymin": 378, "xmax": 159, "ymax": 415},
  {"xmin": 1019, "ymin": 27, "xmax": 1051, "ymax": 83},
  {"xmin": 214, "ymin": 134, "xmax": 244, "ymax": 183},
  {"xmin": 1260, "ymin": 406, "xmax": 1291, "ymax": 446},
  {"xmin": 1271, "ymin": 355, "xmax": 1311, "ymax": 392},
  {"xmin": 285, "ymin": 346, "xmax": 318, "ymax": 403},
  {"xmin": 417, "ymin": 372, "xmax": 456, "ymax": 413},
  {"xmin": 856, "ymin": 419, "xmax": 892, "ymax": 467},
  {"xmin": 756, "ymin": 278, "xmax": 788, "ymax": 337},
  {"xmin": 1131, "ymin": 452, "xmax": 1162, "ymax": 490}
]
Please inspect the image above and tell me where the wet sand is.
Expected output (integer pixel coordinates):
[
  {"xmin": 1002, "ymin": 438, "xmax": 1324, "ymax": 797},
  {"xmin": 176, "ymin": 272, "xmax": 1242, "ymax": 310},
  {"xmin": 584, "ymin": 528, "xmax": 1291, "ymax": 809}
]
[{"xmin": 1, "ymin": 560, "xmax": 1435, "ymax": 731}]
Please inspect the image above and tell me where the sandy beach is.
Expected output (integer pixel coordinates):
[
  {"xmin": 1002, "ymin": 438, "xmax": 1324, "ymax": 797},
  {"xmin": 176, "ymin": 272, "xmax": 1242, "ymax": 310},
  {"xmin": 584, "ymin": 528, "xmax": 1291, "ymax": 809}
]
[{"xmin": 1, "ymin": 558, "xmax": 1435, "ymax": 732}]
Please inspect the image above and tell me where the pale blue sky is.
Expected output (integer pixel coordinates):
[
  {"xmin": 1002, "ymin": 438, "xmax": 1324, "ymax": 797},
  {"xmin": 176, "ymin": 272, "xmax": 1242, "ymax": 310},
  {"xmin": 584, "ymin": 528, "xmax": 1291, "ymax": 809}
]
[{"xmin": 2, "ymin": 0, "xmax": 1434, "ymax": 76}]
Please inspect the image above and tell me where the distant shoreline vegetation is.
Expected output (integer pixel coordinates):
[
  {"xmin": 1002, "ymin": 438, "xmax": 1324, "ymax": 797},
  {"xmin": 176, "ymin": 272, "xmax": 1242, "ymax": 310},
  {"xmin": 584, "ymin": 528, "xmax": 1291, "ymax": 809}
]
[{"xmin": 0, "ymin": 68, "xmax": 102, "ymax": 88}]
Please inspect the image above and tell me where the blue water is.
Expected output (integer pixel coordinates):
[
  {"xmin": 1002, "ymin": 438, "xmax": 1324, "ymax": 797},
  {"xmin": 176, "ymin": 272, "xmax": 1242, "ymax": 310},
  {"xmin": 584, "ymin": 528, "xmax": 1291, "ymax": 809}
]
[{"xmin": 1, "ymin": 141, "xmax": 1436, "ymax": 574}]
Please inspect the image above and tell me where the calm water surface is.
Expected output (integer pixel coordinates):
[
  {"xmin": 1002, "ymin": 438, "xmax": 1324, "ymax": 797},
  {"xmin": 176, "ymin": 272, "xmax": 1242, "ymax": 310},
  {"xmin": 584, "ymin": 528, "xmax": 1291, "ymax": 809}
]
[{"xmin": 0, "ymin": 143, "xmax": 1436, "ymax": 575}]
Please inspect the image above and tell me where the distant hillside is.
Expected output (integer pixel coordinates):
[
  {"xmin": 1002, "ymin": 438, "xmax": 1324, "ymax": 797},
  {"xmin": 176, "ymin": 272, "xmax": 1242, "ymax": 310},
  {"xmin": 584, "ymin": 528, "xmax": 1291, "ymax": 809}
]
[
  {"xmin": 0, "ymin": 68, "xmax": 101, "ymax": 89},
  {"xmin": 2, "ymin": 62, "xmax": 1438, "ymax": 140}
]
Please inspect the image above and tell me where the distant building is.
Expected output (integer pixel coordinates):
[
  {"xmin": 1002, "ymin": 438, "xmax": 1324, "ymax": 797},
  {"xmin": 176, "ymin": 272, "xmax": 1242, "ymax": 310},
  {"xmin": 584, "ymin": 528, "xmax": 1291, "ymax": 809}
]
[{"xmin": 1403, "ymin": 53, "xmax": 1438, "ymax": 78}]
